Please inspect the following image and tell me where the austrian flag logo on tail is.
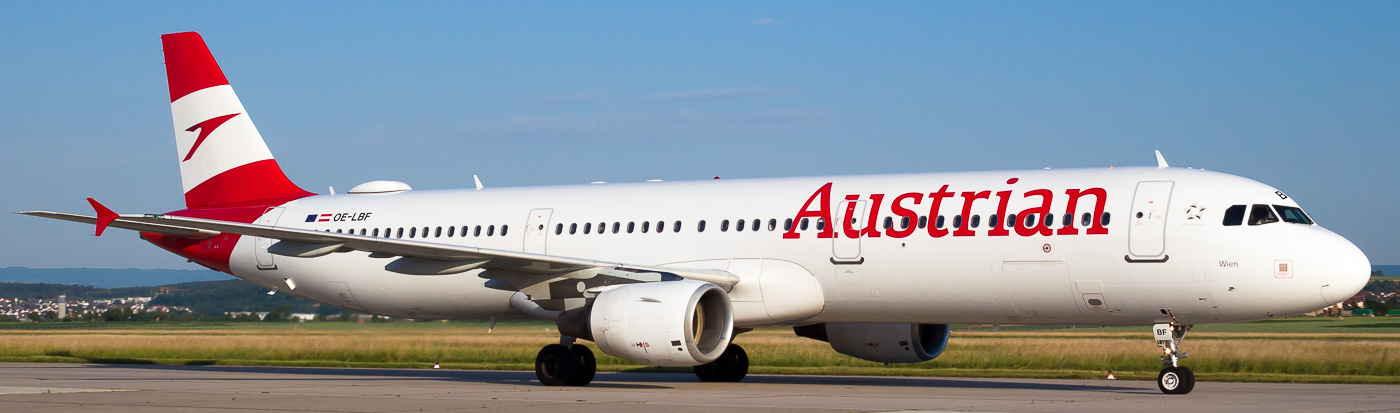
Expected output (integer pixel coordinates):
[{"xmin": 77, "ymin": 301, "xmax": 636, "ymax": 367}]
[{"xmin": 182, "ymin": 113, "xmax": 242, "ymax": 162}]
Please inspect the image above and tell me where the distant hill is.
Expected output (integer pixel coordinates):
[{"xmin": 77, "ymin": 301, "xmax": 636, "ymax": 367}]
[
  {"xmin": 0, "ymin": 279, "xmax": 331, "ymax": 316},
  {"xmin": 1374, "ymin": 265, "xmax": 1400, "ymax": 276},
  {"xmin": 0, "ymin": 267, "xmax": 232, "ymax": 288}
]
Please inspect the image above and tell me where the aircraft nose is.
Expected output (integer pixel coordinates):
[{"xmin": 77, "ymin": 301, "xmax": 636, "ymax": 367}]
[{"xmin": 1319, "ymin": 235, "xmax": 1371, "ymax": 306}]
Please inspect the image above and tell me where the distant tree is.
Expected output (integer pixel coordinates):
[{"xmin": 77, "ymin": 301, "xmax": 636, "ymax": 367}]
[
  {"xmin": 1364, "ymin": 299, "xmax": 1391, "ymax": 315},
  {"xmin": 26, "ymin": 312, "xmax": 41, "ymax": 322},
  {"xmin": 42, "ymin": 311, "xmax": 57, "ymax": 321}
]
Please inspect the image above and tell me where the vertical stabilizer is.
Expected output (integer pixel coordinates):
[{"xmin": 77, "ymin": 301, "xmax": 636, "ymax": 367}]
[{"xmin": 162, "ymin": 32, "xmax": 311, "ymax": 208}]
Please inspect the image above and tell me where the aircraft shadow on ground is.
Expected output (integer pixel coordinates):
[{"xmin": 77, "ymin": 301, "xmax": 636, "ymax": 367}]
[{"xmin": 75, "ymin": 362, "xmax": 1146, "ymax": 393}]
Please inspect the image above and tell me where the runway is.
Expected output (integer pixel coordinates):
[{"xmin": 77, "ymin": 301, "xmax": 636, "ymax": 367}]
[{"xmin": 0, "ymin": 363, "xmax": 1394, "ymax": 412}]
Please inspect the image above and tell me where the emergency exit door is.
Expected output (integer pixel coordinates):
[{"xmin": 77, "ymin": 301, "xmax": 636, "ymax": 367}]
[{"xmin": 1128, "ymin": 181, "xmax": 1174, "ymax": 258}]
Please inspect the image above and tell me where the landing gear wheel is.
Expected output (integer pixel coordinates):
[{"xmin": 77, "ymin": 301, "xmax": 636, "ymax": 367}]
[
  {"xmin": 535, "ymin": 344, "xmax": 578, "ymax": 386},
  {"xmin": 694, "ymin": 344, "xmax": 748, "ymax": 382},
  {"xmin": 567, "ymin": 345, "xmax": 596, "ymax": 386},
  {"xmin": 1158, "ymin": 366, "xmax": 1195, "ymax": 394}
]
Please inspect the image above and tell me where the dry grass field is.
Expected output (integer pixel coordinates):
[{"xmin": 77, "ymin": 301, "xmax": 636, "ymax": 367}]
[{"xmin": 1, "ymin": 318, "xmax": 1397, "ymax": 383}]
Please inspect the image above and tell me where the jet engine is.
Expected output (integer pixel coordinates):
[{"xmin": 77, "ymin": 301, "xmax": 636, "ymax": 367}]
[
  {"xmin": 557, "ymin": 280, "xmax": 734, "ymax": 367},
  {"xmin": 794, "ymin": 322, "xmax": 950, "ymax": 363}
]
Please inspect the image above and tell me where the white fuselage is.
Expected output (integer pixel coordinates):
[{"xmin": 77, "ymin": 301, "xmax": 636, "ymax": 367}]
[{"xmin": 225, "ymin": 166, "xmax": 1369, "ymax": 327}]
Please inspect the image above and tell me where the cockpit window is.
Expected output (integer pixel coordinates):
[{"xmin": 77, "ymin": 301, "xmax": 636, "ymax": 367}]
[
  {"xmin": 1274, "ymin": 205, "xmax": 1314, "ymax": 225},
  {"xmin": 1222, "ymin": 205, "xmax": 1246, "ymax": 226},
  {"xmin": 1248, "ymin": 204, "xmax": 1279, "ymax": 226}
]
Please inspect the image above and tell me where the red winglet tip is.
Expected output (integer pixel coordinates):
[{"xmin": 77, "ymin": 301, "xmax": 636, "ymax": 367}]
[{"xmin": 87, "ymin": 198, "xmax": 117, "ymax": 237}]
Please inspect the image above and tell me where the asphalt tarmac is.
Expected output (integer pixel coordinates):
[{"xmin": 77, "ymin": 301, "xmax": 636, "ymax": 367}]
[{"xmin": 0, "ymin": 363, "xmax": 1394, "ymax": 412}]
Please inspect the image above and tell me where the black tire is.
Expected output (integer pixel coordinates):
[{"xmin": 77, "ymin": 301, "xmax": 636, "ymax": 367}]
[
  {"xmin": 535, "ymin": 344, "xmax": 577, "ymax": 386},
  {"xmin": 567, "ymin": 345, "xmax": 596, "ymax": 386},
  {"xmin": 722, "ymin": 344, "xmax": 749, "ymax": 382},
  {"xmin": 1158, "ymin": 366, "xmax": 1194, "ymax": 395},
  {"xmin": 693, "ymin": 344, "xmax": 748, "ymax": 382}
]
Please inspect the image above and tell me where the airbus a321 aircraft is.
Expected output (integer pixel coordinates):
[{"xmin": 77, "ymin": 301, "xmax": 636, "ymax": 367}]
[{"xmin": 23, "ymin": 32, "xmax": 1370, "ymax": 395}]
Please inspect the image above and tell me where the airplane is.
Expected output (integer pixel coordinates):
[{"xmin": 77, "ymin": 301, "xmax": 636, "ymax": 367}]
[{"xmin": 21, "ymin": 32, "xmax": 1371, "ymax": 395}]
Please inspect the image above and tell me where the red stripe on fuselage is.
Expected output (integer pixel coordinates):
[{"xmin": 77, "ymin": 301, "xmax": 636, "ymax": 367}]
[
  {"xmin": 161, "ymin": 32, "xmax": 231, "ymax": 103},
  {"xmin": 140, "ymin": 204, "xmax": 284, "ymax": 274}
]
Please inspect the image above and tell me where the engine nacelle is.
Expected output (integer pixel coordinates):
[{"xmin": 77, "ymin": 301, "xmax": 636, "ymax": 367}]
[
  {"xmin": 794, "ymin": 322, "xmax": 950, "ymax": 363},
  {"xmin": 557, "ymin": 280, "xmax": 734, "ymax": 367}
]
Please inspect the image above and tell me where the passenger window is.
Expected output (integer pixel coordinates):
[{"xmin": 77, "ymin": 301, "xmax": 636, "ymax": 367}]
[
  {"xmin": 584, "ymin": 222, "xmax": 592, "ymax": 234},
  {"xmin": 409, "ymin": 227, "xmax": 417, "ymax": 238},
  {"xmin": 816, "ymin": 218, "xmax": 825, "ymax": 231},
  {"xmin": 752, "ymin": 219, "xmax": 760, "ymax": 231},
  {"xmin": 360, "ymin": 229, "xmax": 367, "ymax": 236},
  {"xmin": 722, "ymin": 220, "xmax": 730, "ymax": 232},
  {"xmin": 918, "ymin": 216, "xmax": 927, "ymax": 229},
  {"xmin": 1081, "ymin": 213, "xmax": 1091, "ymax": 227},
  {"xmin": 474, "ymin": 225, "xmax": 482, "ymax": 237},
  {"xmin": 1044, "ymin": 213, "xmax": 1054, "ymax": 227},
  {"xmin": 953, "ymin": 215, "xmax": 963, "ymax": 229},
  {"xmin": 883, "ymin": 217, "xmax": 893, "ymax": 230},
  {"xmin": 1274, "ymin": 205, "xmax": 1314, "ymax": 225},
  {"xmin": 800, "ymin": 218, "xmax": 809, "ymax": 230},
  {"xmin": 1062, "ymin": 213, "xmax": 1072, "ymax": 227},
  {"xmin": 447, "ymin": 226, "xmax": 454, "ymax": 237},
  {"xmin": 1222, "ymin": 205, "xmax": 1246, "ymax": 226},
  {"xmin": 1248, "ymin": 205, "xmax": 1279, "ymax": 226},
  {"xmin": 336, "ymin": 229, "xmax": 343, "ymax": 233},
  {"xmin": 423, "ymin": 227, "xmax": 429, "ymax": 237},
  {"xmin": 935, "ymin": 216, "xmax": 945, "ymax": 229},
  {"xmin": 784, "ymin": 218, "xmax": 793, "ymax": 231},
  {"xmin": 900, "ymin": 216, "xmax": 909, "ymax": 230},
  {"xmin": 970, "ymin": 215, "xmax": 981, "ymax": 228},
  {"xmin": 1025, "ymin": 214, "xmax": 1036, "ymax": 228},
  {"xmin": 435, "ymin": 227, "xmax": 442, "ymax": 238},
  {"xmin": 698, "ymin": 220, "xmax": 706, "ymax": 232},
  {"xmin": 373, "ymin": 228, "xmax": 380, "ymax": 237},
  {"xmin": 488, "ymin": 225, "xmax": 495, "ymax": 236},
  {"xmin": 628, "ymin": 222, "xmax": 636, "ymax": 233},
  {"xmin": 1100, "ymin": 212, "xmax": 1111, "ymax": 226},
  {"xmin": 989, "ymin": 214, "xmax": 999, "ymax": 228},
  {"xmin": 569, "ymin": 223, "xmax": 577, "ymax": 235},
  {"xmin": 501, "ymin": 225, "xmax": 508, "ymax": 236},
  {"xmin": 642, "ymin": 221, "xmax": 650, "ymax": 233},
  {"xmin": 658, "ymin": 221, "xmax": 666, "ymax": 233},
  {"xmin": 599, "ymin": 222, "xmax": 606, "ymax": 235},
  {"xmin": 675, "ymin": 220, "xmax": 683, "ymax": 232},
  {"xmin": 1007, "ymin": 214, "xmax": 1016, "ymax": 228},
  {"xmin": 768, "ymin": 219, "xmax": 777, "ymax": 231},
  {"xmin": 555, "ymin": 224, "xmax": 563, "ymax": 235},
  {"xmin": 736, "ymin": 219, "xmax": 745, "ymax": 232},
  {"xmin": 612, "ymin": 222, "xmax": 621, "ymax": 234}
]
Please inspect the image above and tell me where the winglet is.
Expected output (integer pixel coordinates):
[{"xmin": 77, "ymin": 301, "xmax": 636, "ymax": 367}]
[
  {"xmin": 87, "ymin": 198, "xmax": 117, "ymax": 237},
  {"xmin": 1154, "ymin": 150, "xmax": 1169, "ymax": 169}
]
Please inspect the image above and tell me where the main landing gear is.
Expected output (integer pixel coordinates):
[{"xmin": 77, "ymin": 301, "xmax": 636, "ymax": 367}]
[
  {"xmin": 535, "ymin": 337, "xmax": 596, "ymax": 386},
  {"xmin": 1153, "ymin": 323, "xmax": 1194, "ymax": 395},
  {"xmin": 694, "ymin": 344, "xmax": 748, "ymax": 382}
]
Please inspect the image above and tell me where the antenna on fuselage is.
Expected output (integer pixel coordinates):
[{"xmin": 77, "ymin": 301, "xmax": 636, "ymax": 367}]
[
  {"xmin": 474, "ymin": 175, "xmax": 484, "ymax": 190},
  {"xmin": 1155, "ymin": 150, "xmax": 1169, "ymax": 169}
]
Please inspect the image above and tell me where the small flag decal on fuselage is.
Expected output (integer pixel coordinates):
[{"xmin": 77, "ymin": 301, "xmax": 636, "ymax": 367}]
[{"xmin": 305, "ymin": 214, "xmax": 332, "ymax": 223}]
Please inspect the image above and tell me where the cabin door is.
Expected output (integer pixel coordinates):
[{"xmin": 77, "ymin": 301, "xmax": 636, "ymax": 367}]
[
  {"xmin": 253, "ymin": 207, "xmax": 285, "ymax": 270},
  {"xmin": 1128, "ymin": 181, "xmax": 1174, "ymax": 259},
  {"xmin": 523, "ymin": 208, "xmax": 554, "ymax": 254},
  {"xmin": 832, "ymin": 198, "xmax": 866, "ymax": 263}
]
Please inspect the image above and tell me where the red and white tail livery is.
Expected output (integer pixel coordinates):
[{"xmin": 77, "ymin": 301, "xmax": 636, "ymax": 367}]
[
  {"xmin": 24, "ymin": 32, "xmax": 1371, "ymax": 395},
  {"xmin": 163, "ymin": 32, "xmax": 309, "ymax": 209}
]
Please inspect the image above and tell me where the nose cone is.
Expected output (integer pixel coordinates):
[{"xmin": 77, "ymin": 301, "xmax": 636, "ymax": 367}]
[{"xmin": 1319, "ymin": 235, "xmax": 1371, "ymax": 306}]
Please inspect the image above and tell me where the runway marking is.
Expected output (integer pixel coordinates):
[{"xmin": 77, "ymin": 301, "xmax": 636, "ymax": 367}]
[{"xmin": 0, "ymin": 387, "xmax": 126, "ymax": 395}]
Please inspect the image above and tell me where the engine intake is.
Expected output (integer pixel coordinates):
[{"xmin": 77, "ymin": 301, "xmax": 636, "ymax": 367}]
[
  {"xmin": 794, "ymin": 322, "xmax": 950, "ymax": 363},
  {"xmin": 557, "ymin": 280, "xmax": 733, "ymax": 367}
]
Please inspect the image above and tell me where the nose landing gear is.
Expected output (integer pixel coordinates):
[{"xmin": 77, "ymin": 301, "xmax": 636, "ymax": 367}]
[
  {"xmin": 535, "ymin": 336, "xmax": 596, "ymax": 386},
  {"xmin": 1154, "ymin": 323, "xmax": 1194, "ymax": 394}
]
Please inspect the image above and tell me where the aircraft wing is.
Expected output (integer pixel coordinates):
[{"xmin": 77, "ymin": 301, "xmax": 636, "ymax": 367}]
[{"xmin": 19, "ymin": 203, "xmax": 739, "ymax": 303}]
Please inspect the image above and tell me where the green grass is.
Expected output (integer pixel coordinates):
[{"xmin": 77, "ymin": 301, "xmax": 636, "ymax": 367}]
[{"xmin": 1, "ymin": 317, "xmax": 1397, "ymax": 384}]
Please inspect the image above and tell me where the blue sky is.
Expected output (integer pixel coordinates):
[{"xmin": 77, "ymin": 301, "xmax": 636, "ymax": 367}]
[{"xmin": 1, "ymin": 1, "xmax": 1397, "ymax": 269}]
